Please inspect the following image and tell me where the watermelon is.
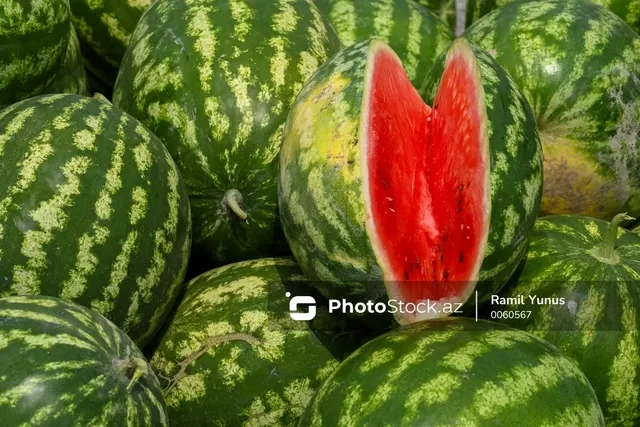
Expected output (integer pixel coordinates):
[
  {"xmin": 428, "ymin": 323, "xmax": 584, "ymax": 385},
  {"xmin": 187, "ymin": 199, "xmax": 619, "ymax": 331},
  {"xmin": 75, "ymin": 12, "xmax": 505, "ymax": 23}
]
[
  {"xmin": 45, "ymin": 25, "xmax": 88, "ymax": 96},
  {"xmin": 151, "ymin": 257, "xmax": 374, "ymax": 426},
  {"xmin": 466, "ymin": 0, "xmax": 640, "ymax": 34},
  {"xmin": 414, "ymin": 0, "xmax": 457, "ymax": 29},
  {"xmin": 0, "ymin": 93, "xmax": 191, "ymax": 347},
  {"xmin": 312, "ymin": 0, "xmax": 454, "ymax": 87},
  {"xmin": 69, "ymin": 0, "xmax": 153, "ymax": 88},
  {"xmin": 277, "ymin": 37, "xmax": 542, "ymax": 326},
  {"xmin": 0, "ymin": 295, "xmax": 168, "ymax": 426},
  {"xmin": 300, "ymin": 317, "xmax": 605, "ymax": 426},
  {"xmin": 0, "ymin": 0, "xmax": 71, "ymax": 107},
  {"xmin": 464, "ymin": 0, "xmax": 640, "ymax": 219},
  {"xmin": 113, "ymin": 0, "xmax": 341, "ymax": 271},
  {"xmin": 492, "ymin": 213, "xmax": 640, "ymax": 425}
]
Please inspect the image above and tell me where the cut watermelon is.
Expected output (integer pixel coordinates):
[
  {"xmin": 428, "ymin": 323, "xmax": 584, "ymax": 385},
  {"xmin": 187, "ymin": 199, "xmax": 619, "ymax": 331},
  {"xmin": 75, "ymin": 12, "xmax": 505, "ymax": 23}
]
[
  {"xmin": 278, "ymin": 38, "xmax": 541, "ymax": 325},
  {"xmin": 366, "ymin": 45, "xmax": 489, "ymax": 318}
]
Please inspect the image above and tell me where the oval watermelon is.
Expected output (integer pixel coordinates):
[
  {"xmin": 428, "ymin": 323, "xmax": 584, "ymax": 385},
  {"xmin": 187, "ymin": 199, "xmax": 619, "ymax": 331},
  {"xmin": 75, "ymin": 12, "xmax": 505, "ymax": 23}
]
[
  {"xmin": 312, "ymin": 0, "xmax": 454, "ymax": 88},
  {"xmin": 300, "ymin": 317, "xmax": 605, "ymax": 426},
  {"xmin": 0, "ymin": 93, "xmax": 191, "ymax": 347},
  {"xmin": 494, "ymin": 213, "xmax": 640, "ymax": 425},
  {"xmin": 45, "ymin": 25, "xmax": 88, "ymax": 96},
  {"xmin": 464, "ymin": 0, "xmax": 640, "ymax": 219},
  {"xmin": 0, "ymin": 0, "xmax": 71, "ymax": 107},
  {"xmin": 69, "ymin": 0, "xmax": 153, "ymax": 89},
  {"xmin": 0, "ymin": 295, "xmax": 168, "ymax": 426},
  {"xmin": 151, "ymin": 257, "xmax": 374, "ymax": 426},
  {"xmin": 278, "ymin": 37, "xmax": 542, "ymax": 326},
  {"xmin": 113, "ymin": 0, "xmax": 342, "ymax": 271}
]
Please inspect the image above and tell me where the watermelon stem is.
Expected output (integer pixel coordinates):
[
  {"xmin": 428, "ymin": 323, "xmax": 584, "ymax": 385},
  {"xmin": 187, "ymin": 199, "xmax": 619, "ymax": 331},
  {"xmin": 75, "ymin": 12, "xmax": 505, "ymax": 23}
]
[
  {"xmin": 163, "ymin": 333, "xmax": 261, "ymax": 395},
  {"xmin": 223, "ymin": 189, "xmax": 248, "ymax": 220},
  {"xmin": 591, "ymin": 213, "xmax": 635, "ymax": 263},
  {"xmin": 114, "ymin": 357, "xmax": 149, "ymax": 391}
]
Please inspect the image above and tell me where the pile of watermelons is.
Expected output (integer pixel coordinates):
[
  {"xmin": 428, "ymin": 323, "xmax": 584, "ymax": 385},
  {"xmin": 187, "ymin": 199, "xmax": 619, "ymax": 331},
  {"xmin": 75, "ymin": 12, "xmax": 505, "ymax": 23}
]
[{"xmin": 1, "ymin": 0, "xmax": 640, "ymax": 425}]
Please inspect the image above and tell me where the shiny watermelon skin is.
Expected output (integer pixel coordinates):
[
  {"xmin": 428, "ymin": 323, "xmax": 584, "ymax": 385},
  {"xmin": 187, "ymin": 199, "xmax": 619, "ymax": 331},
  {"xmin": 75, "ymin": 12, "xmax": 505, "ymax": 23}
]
[
  {"xmin": 300, "ymin": 317, "xmax": 605, "ymax": 426},
  {"xmin": 0, "ymin": 295, "xmax": 168, "ymax": 426},
  {"xmin": 465, "ymin": 0, "xmax": 640, "ymax": 34},
  {"xmin": 151, "ymin": 257, "xmax": 374, "ymax": 426},
  {"xmin": 495, "ymin": 214, "xmax": 640, "ymax": 425},
  {"xmin": 0, "ymin": 93, "xmax": 191, "ymax": 347},
  {"xmin": 464, "ymin": 0, "xmax": 640, "ymax": 219},
  {"xmin": 0, "ymin": 0, "xmax": 71, "ymax": 107},
  {"xmin": 113, "ymin": 0, "xmax": 342, "ymax": 270}
]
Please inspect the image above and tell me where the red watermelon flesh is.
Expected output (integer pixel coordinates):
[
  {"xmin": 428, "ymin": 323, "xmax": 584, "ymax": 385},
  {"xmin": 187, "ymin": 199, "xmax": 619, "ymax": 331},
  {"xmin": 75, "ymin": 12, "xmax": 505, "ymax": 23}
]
[{"xmin": 364, "ymin": 45, "xmax": 489, "ymax": 323}]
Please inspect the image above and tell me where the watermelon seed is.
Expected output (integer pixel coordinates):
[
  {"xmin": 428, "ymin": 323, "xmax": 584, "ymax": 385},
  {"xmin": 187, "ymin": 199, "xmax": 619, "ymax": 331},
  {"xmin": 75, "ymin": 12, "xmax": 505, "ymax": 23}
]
[
  {"xmin": 443, "ymin": 269, "xmax": 449, "ymax": 280},
  {"xmin": 404, "ymin": 271, "xmax": 409, "ymax": 280},
  {"xmin": 440, "ymin": 254, "xmax": 444, "ymax": 261},
  {"xmin": 459, "ymin": 253, "xmax": 464, "ymax": 263}
]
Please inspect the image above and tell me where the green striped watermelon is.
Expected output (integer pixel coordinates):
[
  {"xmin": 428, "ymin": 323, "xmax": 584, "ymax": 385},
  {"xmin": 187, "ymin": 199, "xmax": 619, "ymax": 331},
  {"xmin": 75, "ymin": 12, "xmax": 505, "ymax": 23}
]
[
  {"xmin": 278, "ymin": 37, "xmax": 542, "ymax": 326},
  {"xmin": 0, "ymin": 93, "xmax": 191, "ymax": 347},
  {"xmin": 45, "ymin": 25, "xmax": 88, "ymax": 96},
  {"xmin": 493, "ymin": 213, "xmax": 640, "ymax": 425},
  {"xmin": 312, "ymin": 0, "xmax": 454, "ymax": 87},
  {"xmin": 300, "ymin": 317, "xmax": 605, "ymax": 426},
  {"xmin": 69, "ymin": 0, "xmax": 153, "ymax": 88},
  {"xmin": 466, "ymin": 0, "xmax": 640, "ymax": 34},
  {"xmin": 0, "ymin": 0, "xmax": 71, "ymax": 107},
  {"xmin": 464, "ymin": 0, "xmax": 640, "ymax": 220},
  {"xmin": 0, "ymin": 295, "xmax": 168, "ymax": 426},
  {"xmin": 151, "ymin": 257, "xmax": 373, "ymax": 426},
  {"xmin": 414, "ymin": 0, "xmax": 457, "ymax": 29},
  {"xmin": 113, "ymin": 0, "xmax": 341, "ymax": 271}
]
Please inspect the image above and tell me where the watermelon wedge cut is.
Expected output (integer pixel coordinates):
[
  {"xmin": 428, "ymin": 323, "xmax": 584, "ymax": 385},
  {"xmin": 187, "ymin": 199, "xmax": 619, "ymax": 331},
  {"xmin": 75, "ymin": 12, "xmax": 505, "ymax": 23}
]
[{"xmin": 278, "ymin": 38, "xmax": 542, "ymax": 325}]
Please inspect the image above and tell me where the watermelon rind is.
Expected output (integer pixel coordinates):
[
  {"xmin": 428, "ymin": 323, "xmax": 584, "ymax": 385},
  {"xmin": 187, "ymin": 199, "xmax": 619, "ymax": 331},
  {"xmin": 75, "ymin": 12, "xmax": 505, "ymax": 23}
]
[
  {"xmin": 0, "ymin": 93, "xmax": 192, "ymax": 347},
  {"xmin": 299, "ymin": 317, "xmax": 605, "ymax": 426},
  {"xmin": 151, "ymin": 257, "xmax": 375, "ymax": 426},
  {"xmin": 0, "ymin": 295, "xmax": 169, "ymax": 426}
]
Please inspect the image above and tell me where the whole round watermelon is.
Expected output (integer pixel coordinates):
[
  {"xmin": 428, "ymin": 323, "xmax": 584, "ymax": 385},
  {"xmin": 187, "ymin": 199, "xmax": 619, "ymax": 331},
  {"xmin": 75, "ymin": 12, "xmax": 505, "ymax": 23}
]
[
  {"xmin": 494, "ymin": 213, "xmax": 640, "ymax": 425},
  {"xmin": 0, "ymin": 295, "xmax": 168, "ymax": 426},
  {"xmin": 0, "ymin": 0, "xmax": 71, "ymax": 107},
  {"xmin": 312, "ymin": 0, "xmax": 454, "ymax": 87},
  {"xmin": 151, "ymin": 257, "xmax": 374, "ymax": 426},
  {"xmin": 278, "ymin": 37, "xmax": 542, "ymax": 326},
  {"xmin": 300, "ymin": 317, "xmax": 605, "ymax": 426},
  {"xmin": 464, "ymin": 0, "xmax": 640, "ymax": 219},
  {"xmin": 0, "ymin": 93, "xmax": 191, "ymax": 347},
  {"xmin": 113, "ymin": 0, "xmax": 342, "ymax": 271}
]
